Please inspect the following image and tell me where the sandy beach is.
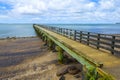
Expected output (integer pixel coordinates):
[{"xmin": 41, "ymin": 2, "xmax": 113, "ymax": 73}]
[{"xmin": 0, "ymin": 37, "xmax": 82, "ymax": 80}]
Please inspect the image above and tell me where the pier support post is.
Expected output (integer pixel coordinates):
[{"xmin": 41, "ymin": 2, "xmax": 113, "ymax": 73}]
[
  {"xmin": 40, "ymin": 32, "xmax": 43, "ymax": 39},
  {"xmin": 43, "ymin": 36, "xmax": 48, "ymax": 46},
  {"xmin": 56, "ymin": 46, "xmax": 64, "ymax": 63},
  {"xmin": 47, "ymin": 39, "xmax": 55, "ymax": 50},
  {"xmin": 82, "ymin": 66, "xmax": 98, "ymax": 80},
  {"xmin": 42, "ymin": 34, "xmax": 46, "ymax": 42}
]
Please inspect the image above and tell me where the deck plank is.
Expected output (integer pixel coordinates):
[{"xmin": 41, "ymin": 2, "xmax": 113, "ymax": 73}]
[{"xmin": 37, "ymin": 26, "xmax": 120, "ymax": 79}]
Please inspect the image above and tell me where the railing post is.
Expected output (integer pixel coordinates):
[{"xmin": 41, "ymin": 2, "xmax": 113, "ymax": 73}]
[
  {"xmin": 70, "ymin": 29, "xmax": 72, "ymax": 39},
  {"xmin": 60, "ymin": 28, "xmax": 62, "ymax": 35},
  {"xmin": 65, "ymin": 29, "xmax": 66, "ymax": 36},
  {"xmin": 57, "ymin": 28, "xmax": 59, "ymax": 34},
  {"xmin": 63, "ymin": 28, "xmax": 65, "ymax": 36},
  {"xmin": 59, "ymin": 28, "xmax": 61, "ymax": 34},
  {"xmin": 66, "ymin": 29, "xmax": 68, "ymax": 37},
  {"xmin": 54, "ymin": 27, "xmax": 55, "ymax": 32},
  {"xmin": 74, "ymin": 30, "xmax": 76, "ymax": 40},
  {"xmin": 97, "ymin": 34, "xmax": 100, "ymax": 49},
  {"xmin": 80, "ymin": 31, "xmax": 82, "ymax": 42},
  {"xmin": 68, "ymin": 29, "xmax": 70, "ymax": 38},
  {"xmin": 87, "ymin": 32, "xmax": 90, "ymax": 45},
  {"xmin": 55, "ymin": 27, "xmax": 56, "ymax": 33},
  {"xmin": 111, "ymin": 36, "xmax": 115, "ymax": 54},
  {"xmin": 56, "ymin": 27, "xmax": 58, "ymax": 33},
  {"xmin": 61, "ymin": 28, "xmax": 64, "ymax": 35}
]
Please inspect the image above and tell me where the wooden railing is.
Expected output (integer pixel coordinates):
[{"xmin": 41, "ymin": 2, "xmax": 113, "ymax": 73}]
[{"xmin": 37, "ymin": 24, "xmax": 120, "ymax": 55}]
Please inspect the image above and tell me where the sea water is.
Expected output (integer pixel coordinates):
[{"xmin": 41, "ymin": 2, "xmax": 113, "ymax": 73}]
[
  {"xmin": 0, "ymin": 24, "xmax": 36, "ymax": 38},
  {"xmin": 0, "ymin": 24, "xmax": 120, "ymax": 38},
  {"xmin": 47, "ymin": 24, "xmax": 120, "ymax": 34}
]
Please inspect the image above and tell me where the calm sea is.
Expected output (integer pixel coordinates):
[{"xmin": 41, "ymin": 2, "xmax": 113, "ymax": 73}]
[
  {"xmin": 47, "ymin": 24, "xmax": 120, "ymax": 34},
  {"xmin": 0, "ymin": 24, "xmax": 36, "ymax": 38},
  {"xmin": 0, "ymin": 24, "xmax": 120, "ymax": 38}
]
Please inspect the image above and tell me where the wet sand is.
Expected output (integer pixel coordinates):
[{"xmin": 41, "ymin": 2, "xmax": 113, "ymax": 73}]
[{"xmin": 0, "ymin": 37, "xmax": 82, "ymax": 80}]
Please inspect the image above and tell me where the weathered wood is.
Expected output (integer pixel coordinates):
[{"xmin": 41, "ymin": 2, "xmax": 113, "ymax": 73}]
[
  {"xmin": 111, "ymin": 36, "xmax": 115, "ymax": 54},
  {"xmin": 74, "ymin": 30, "xmax": 77, "ymax": 40},
  {"xmin": 34, "ymin": 24, "xmax": 120, "ymax": 80},
  {"xmin": 56, "ymin": 46, "xmax": 64, "ymax": 63},
  {"xmin": 80, "ymin": 31, "xmax": 82, "ymax": 42},
  {"xmin": 64, "ymin": 28, "xmax": 119, "ymax": 54},
  {"xmin": 97, "ymin": 34, "xmax": 100, "ymax": 49},
  {"xmin": 87, "ymin": 32, "xmax": 90, "ymax": 45}
]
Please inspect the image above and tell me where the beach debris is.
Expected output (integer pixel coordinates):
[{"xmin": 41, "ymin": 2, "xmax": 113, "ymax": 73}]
[
  {"xmin": 68, "ymin": 64, "xmax": 82, "ymax": 74},
  {"xmin": 56, "ymin": 64, "xmax": 82, "ymax": 76},
  {"xmin": 33, "ymin": 64, "xmax": 37, "ymax": 71},
  {"xmin": 56, "ymin": 66, "xmax": 68, "ymax": 76},
  {"xmin": 68, "ymin": 65, "xmax": 80, "ymax": 75},
  {"xmin": 74, "ymin": 73, "xmax": 81, "ymax": 78},
  {"xmin": 59, "ymin": 75, "xmax": 65, "ymax": 80}
]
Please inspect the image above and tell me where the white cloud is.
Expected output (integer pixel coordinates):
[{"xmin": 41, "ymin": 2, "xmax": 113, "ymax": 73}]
[
  {"xmin": 0, "ymin": 15, "xmax": 9, "ymax": 18},
  {"xmin": 99, "ymin": 0, "xmax": 114, "ymax": 10},
  {"xmin": 11, "ymin": 0, "xmax": 47, "ymax": 15},
  {"xmin": 0, "ymin": 0, "xmax": 120, "ymax": 23}
]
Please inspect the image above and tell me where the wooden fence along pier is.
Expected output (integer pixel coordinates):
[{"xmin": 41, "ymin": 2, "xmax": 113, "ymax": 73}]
[
  {"xmin": 33, "ymin": 24, "xmax": 120, "ymax": 80},
  {"xmin": 38, "ymin": 25, "xmax": 120, "ymax": 55}
]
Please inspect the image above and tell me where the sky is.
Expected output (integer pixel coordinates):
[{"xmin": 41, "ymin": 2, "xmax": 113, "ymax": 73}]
[{"xmin": 0, "ymin": 0, "xmax": 120, "ymax": 23}]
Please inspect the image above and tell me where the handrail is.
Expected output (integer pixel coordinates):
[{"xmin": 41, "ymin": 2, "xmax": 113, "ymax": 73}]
[{"xmin": 37, "ymin": 24, "xmax": 120, "ymax": 55}]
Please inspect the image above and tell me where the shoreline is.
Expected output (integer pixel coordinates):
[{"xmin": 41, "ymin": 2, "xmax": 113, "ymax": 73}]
[
  {"xmin": 0, "ymin": 37, "xmax": 82, "ymax": 80},
  {"xmin": 0, "ymin": 36, "xmax": 37, "ymax": 40}
]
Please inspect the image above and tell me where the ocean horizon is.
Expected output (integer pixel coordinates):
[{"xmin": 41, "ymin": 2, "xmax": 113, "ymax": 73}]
[{"xmin": 0, "ymin": 23, "xmax": 120, "ymax": 38}]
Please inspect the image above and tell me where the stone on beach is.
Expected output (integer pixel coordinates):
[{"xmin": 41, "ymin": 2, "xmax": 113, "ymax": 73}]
[{"xmin": 56, "ymin": 64, "xmax": 82, "ymax": 76}]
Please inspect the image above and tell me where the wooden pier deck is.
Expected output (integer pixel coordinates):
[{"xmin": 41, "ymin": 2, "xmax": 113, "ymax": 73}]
[{"xmin": 34, "ymin": 25, "xmax": 120, "ymax": 80}]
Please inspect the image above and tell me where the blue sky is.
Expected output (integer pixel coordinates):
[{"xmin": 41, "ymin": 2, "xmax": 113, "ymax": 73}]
[{"xmin": 0, "ymin": 0, "xmax": 120, "ymax": 23}]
